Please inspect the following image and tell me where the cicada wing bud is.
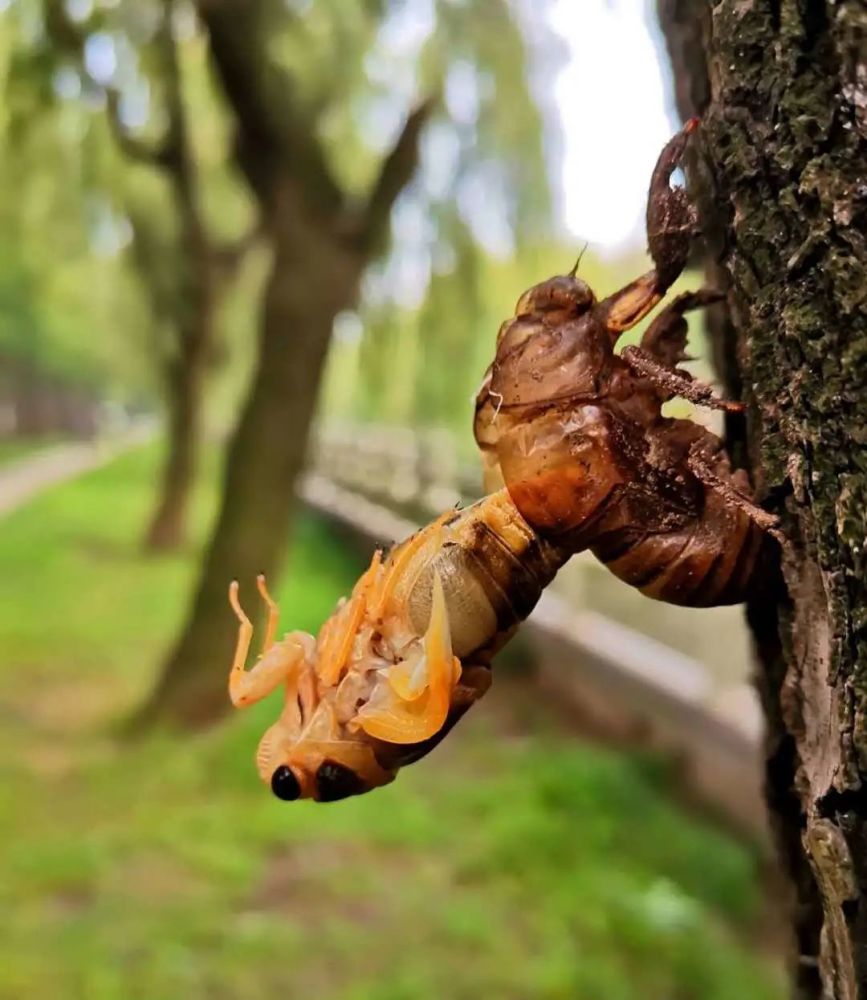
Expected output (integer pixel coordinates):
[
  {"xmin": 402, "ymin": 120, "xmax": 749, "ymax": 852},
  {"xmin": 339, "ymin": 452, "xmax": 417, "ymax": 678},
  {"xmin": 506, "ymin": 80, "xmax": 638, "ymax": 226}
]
[{"xmin": 356, "ymin": 573, "xmax": 459, "ymax": 745}]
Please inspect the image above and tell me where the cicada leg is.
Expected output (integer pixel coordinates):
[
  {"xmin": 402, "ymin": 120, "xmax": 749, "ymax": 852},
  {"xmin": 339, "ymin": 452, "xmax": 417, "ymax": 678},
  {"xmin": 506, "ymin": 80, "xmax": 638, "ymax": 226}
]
[
  {"xmin": 227, "ymin": 577, "xmax": 313, "ymax": 708},
  {"xmin": 598, "ymin": 119, "xmax": 700, "ymax": 338},
  {"xmin": 621, "ymin": 345, "xmax": 744, "ymax": 413},
  {"xmin": 618, "ymin": 288, "xmax": 743, "ymax": 412},
  {"xmin": 639, "ymin": 289, "xmax": 723, "ymax": 367},
  {"xmin": 256, "ymin": 573, "xmax": 279, "ymax": 655},
  {"xmin": 686, "ymin": 443, "xmax": 783, "ymax": 542}
]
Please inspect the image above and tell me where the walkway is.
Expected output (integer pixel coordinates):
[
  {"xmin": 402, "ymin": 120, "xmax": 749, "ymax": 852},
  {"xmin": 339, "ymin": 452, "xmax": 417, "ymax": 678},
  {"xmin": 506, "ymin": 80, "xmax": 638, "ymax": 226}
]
[{"xmin": 0, "ymin": 423, "xmax": 155, "ymax": 519}]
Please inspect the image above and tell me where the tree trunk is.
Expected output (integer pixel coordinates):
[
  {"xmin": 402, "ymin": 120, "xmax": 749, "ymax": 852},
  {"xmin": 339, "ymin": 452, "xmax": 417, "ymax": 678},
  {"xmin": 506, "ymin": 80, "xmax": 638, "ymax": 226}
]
[
  {"xmin": 133, "ymin": 190, "xmax": 362, "ymax": 726},
  {"xmin": 659, "ymin": 2, "xmax": 867, "ymax": 996},
  {"xmin": 144, "ymin": 334, "xmax": 208, "ymax": 551},
  {"xmin": 141, "ymin": 201, "xmax": 217, "ymax": 555},
  {"xmin": 138, "ymin": 238, "xmax": 216, "ymax": 553}
]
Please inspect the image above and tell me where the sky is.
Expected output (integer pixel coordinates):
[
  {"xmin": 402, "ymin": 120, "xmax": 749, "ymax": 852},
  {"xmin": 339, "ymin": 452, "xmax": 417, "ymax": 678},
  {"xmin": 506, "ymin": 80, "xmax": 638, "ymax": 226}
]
[
  {"xmin": 359, "ymin": 0, "xmax": 678, "ymax": 309},
  {"xmin": 545, "ymin": 0, "xmax": 676, "ymax": 251}
]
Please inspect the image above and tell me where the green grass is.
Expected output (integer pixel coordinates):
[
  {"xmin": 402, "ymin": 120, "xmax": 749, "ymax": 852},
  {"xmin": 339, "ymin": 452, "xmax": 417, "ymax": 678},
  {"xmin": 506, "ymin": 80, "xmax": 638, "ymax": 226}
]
[
  {"xmin": 0, "ymin": 447, "xmax": 785, "ymax": 1000},
  {"xmin": 0, "ymin": 434, "xmax": 72, "ymax": 468}
]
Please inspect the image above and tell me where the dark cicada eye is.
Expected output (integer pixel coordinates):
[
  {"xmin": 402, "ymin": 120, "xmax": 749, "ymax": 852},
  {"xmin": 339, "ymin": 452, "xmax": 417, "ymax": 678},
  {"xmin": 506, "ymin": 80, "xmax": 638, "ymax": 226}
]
[
  {"xmin": 271, "ymin": 765, "xmax": 302, "ymax": 801},
  {"xmin": 315, "ymin": 761, "xmax": 365, "ymax": 802}
]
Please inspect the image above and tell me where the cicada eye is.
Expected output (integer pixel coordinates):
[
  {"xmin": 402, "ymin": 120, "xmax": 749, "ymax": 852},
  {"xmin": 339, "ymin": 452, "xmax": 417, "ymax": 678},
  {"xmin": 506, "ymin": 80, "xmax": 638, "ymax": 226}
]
[
  {"xmin": 271, "ymin": 765, "xmax": 302, "ymax": 801},
  {"xmin": 315, "ymin": 761, "xmax": 365, "ymax": 802}
]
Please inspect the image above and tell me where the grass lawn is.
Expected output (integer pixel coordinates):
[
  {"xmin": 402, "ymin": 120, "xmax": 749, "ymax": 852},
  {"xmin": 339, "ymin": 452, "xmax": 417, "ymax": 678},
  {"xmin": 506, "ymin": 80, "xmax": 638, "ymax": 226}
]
[
  {"xmin": 0, "ymin": 447, "xmax": 785, "ymax": 1000},
  {"xmin": 0, "ymin": 435, "xmax": 73, "ymax": 468}
]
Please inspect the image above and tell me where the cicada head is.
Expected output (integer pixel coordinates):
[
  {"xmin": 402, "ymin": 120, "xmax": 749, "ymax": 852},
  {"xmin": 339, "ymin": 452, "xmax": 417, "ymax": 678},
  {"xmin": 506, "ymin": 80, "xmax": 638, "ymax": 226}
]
[
  {"xmin": 251, "ymin": 661, "xmax": 399, "ymax": 803},
  {"xmin": 253, "ymin": 566, "xmax": 493, "ymax": 804},
  {"xmin": 253, "ymin": 661, "xmax": 491, "ymax": 804},
  {"xmin": 256, "ymin": 636, "xmax": 491, "ymax": 802},
  {"xmin": 514, "ymin": 273, "xmax": 596, "ymax": 321}
]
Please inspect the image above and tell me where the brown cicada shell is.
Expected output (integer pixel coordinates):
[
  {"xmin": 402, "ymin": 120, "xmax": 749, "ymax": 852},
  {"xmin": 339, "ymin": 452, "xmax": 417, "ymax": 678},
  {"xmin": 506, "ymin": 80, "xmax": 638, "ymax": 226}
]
[{"xmin": 475, "ymin": 119, "xmax": 780, "ymax": 608}]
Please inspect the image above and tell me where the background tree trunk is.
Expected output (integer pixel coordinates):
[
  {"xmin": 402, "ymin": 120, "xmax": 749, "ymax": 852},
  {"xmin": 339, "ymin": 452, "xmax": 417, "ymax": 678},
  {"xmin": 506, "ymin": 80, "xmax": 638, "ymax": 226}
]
[
  {"xmin": 659, "ymin": 2, "xmax": 867, "ymax": 996},
  {"xmin": 139, "ymin": 0, "xmax": 219, "ymax": 554},
  {"xmin": 143, "ymin": 319, "xmax": 210, "ymax": 552}
]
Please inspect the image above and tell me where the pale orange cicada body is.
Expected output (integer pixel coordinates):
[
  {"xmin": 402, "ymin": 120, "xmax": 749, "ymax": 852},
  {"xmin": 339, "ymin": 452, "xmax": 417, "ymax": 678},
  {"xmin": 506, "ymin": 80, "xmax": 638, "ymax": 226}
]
[{"xmin": 227, "ymin": 493, "xmax": 563, "ymax": 802}]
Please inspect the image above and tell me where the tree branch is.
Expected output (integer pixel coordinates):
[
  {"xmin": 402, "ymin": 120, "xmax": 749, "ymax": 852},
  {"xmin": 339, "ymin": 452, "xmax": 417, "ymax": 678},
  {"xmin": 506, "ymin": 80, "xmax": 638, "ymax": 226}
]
[
  {"xmin": 211, "ymin": 222, "xmax": 262, "ymax": 282},
  {"xmin": 359, "ymin": 98, "xmax": 435, "ymax": 256},
  {"xmin": 105, "ymin": 90, "xmax": 175, "ymax": 168},
  {"xmin": 195, "ymin": 0, "xmax": 343, "ymax": 215},
  {"xmin": 45, "ymin": 0, "xmax": 177, "ymax": 169}
]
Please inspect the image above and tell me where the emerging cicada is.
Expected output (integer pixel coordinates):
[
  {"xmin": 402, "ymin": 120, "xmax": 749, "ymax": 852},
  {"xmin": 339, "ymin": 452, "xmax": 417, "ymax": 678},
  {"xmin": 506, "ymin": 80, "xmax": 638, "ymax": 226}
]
[
  {"xmin": 228, "ymin": 494, "xmax": 561, "ymax": 802},
  {"xmin": 227, "ymin": 120, "xmax": 780, "ymax": 803}
]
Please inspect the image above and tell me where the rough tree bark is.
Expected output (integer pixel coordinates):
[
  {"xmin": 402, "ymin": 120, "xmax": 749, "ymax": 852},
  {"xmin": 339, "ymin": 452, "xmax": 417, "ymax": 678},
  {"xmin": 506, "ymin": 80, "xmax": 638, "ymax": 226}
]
[
  {"xmin": 659, "ymin": 2, "xmax": 867, "ymax": 997},
  {"xmin": 132, "ymin": 0, "xmax": 432, "ymax": 727}
]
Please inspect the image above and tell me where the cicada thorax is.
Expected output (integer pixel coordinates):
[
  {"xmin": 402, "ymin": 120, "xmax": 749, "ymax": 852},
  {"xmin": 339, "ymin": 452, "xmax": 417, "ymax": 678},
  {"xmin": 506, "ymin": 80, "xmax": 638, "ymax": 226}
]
[
  {"xmin": 475, "ymin": 302, "xmax": 632, "ymax": 549},
  {"xmin": 314, "ymin": 493, "xmax": 564, "ymax": 766},
  {"xmin": 489, "ymin": 402, "xmax": 631, "ymax": 551},
  {"xmin": 475, "ymin": 289, "xmax": 774, "ymax": 608},
  {"xmin": 490, "ymin": 307, "xmax": 611, "ymax": 410},
  {"xmin": 475, "ymin": 307, "xmax": 609, "ymax": 491}
]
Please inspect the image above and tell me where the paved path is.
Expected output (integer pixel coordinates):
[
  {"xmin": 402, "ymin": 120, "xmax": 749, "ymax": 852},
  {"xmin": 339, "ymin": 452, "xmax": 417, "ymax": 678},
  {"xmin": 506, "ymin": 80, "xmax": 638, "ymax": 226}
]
[{"xmin": 0, "ymin": 423, "xmax": 155, "ymax": 519}]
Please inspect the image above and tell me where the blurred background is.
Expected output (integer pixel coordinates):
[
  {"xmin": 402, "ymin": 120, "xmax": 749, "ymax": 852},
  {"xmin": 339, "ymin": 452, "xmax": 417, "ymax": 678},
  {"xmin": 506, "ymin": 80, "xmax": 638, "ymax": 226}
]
[{"xmin": 0, "ymin": 1, "xmax": 787, "ymax": 998}]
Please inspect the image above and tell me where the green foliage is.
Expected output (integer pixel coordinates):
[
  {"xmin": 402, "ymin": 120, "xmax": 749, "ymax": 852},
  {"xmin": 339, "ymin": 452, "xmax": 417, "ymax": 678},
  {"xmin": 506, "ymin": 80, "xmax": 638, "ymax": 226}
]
[
  {"xmin": 327, "ymin": 0, "xmax": 559, "ymax": 440},
  {"xmin": 0, "ymin": 0, "xmax": 561, "ymax": 435},
  {"xmin": 0, "ymin": 448, "xmax": 783, "ymax": 999},
  {"xmin": 0, "ymin": 0, "xmax": 257, "ymax": 407},
  {"xmin": 0, "ymin": 433, "xmax": 69, "ymax": 466},
  {"xmin": 0, "ymin": 5, "xmax": 150, "ymax": 396}
]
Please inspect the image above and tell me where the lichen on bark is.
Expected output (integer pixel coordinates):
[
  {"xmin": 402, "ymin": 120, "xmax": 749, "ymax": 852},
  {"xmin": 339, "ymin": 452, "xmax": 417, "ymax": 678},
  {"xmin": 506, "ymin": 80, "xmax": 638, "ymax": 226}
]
[{"xmin": 660, "ymin": 1, "xmax": 867, "ymax": 995}]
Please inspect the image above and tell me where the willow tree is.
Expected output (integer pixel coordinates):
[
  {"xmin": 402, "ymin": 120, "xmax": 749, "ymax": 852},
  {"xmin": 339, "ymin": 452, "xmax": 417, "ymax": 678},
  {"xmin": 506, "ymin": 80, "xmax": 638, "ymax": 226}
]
[
  {"xmin": 139, "ymin": 0, "xmax": 559, "ymax": 726},
  {"xmin": 0, "ymin": 9, "xmax": 151, "ymax": 438},
  {"xmin": 42, "ymin": 0, "xmax": 255, "ymax": 551},
  {"xmin": 659, "ymin": 3, "xmax": 867, "ymax": 995}
]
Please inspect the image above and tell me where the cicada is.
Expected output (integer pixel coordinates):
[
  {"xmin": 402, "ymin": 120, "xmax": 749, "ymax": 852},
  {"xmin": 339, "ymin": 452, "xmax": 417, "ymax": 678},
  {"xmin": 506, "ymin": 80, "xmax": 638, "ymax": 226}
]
[
  {"xmin": 227, "ymin": 120, "xmax": 780, "ymax": 803},
  {"xmin": 228, "ymin": 493, "xmax": 564, "ymax": 801}
]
